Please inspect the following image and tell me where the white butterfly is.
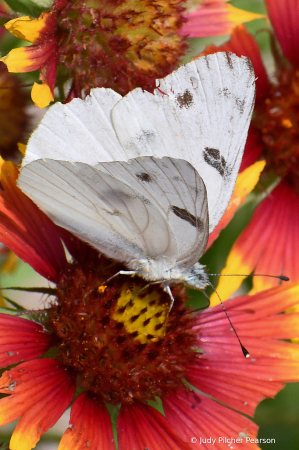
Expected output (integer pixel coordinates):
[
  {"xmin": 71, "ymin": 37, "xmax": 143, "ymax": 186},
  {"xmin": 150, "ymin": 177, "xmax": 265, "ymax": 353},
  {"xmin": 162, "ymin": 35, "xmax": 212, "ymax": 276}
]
[{"xmin": 18, "ymin": 52, "xmax": 255, "ymax": 297}]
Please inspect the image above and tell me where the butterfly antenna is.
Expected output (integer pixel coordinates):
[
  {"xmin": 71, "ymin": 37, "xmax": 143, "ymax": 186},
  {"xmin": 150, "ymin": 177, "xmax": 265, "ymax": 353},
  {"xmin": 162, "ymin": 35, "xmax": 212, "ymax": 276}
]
[
  {"xmin": 208, "ymin": 282, "xmax": 250, "ymax": 358},
  {"xmin": 209, "ymin": 273, "xmax": 289, "ymax": 282}
]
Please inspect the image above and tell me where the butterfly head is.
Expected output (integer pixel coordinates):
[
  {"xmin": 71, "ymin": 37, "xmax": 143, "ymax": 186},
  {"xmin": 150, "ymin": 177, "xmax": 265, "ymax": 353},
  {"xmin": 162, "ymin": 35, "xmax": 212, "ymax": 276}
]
[
  {"xmin": 130, "ymin": 258, "xmax": 209, "ymax": 291},
  {"xmin": 182, "ymin": 262, "xmax": 210, "ymax": 290}
]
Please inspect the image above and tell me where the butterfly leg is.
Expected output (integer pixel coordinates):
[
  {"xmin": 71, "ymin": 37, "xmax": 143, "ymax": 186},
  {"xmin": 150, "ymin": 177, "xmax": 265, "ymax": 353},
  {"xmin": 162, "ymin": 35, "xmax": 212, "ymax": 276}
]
[
  {"xmin": 101, "ymin": 270, "xmax": 138, "ymax": 285},
  {"xmin": 163, "ymin": 284, "xmax": 175, "ymax": 312},
  {"xmin": 134, "ymin": 282, "xmax": 175, "ymax": 313},
  {"xmin": 133, "ymin": 283, "xmax": 151, "ymax": 298},
  {"xmin": 133, "ymin": 280, "xmax": 164, "ymax": 298},
  {"xmin": 82, "ymin": 271, "xmax": 138, "ymax": 301}
]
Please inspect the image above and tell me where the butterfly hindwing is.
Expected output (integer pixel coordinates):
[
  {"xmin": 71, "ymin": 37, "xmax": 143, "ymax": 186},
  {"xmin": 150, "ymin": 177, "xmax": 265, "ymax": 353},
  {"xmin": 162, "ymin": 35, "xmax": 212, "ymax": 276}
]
[
  {"xmin": 19, "ymin": 158, "xmax": 176, "ymax": 265},
  {"xmin": 95, "ymin": 156, "xmax": 209, "ymax": 267},
  {"xmin": 19, "ymin": 157, "xmax": 208, "ymax": 274}
]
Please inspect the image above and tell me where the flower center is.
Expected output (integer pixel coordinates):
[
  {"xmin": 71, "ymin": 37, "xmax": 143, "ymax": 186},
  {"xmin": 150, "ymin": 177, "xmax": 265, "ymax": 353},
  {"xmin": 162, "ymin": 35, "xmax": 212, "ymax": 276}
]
[
  {"xmin": 56, "ymin": 0, "xmax": 187, "ymax": 96},
  {"xmin": 49, "ymin": 258, "xmax": 197, "ymax": 404},
  {"xmin": 253, "ymin": 68, "xmax": 299, "ymax": 190}
]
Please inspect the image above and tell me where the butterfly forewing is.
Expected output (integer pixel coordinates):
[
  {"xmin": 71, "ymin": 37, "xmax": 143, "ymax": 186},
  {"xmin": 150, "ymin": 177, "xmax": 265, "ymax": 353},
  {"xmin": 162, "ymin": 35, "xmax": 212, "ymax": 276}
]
[
  {"xmin": 159, "ymin": 53, "xmax": 255, "ymax": 233},
  {"xmin": 111, "ymin": 52, "xmax": 255, "ymax": 232},
  {"xmin": 24, "ymin": 89, "xmax": 124, "ymax": 166}
]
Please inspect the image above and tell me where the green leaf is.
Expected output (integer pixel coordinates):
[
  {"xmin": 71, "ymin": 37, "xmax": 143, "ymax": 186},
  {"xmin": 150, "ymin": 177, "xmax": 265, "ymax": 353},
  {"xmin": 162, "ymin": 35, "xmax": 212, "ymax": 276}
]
[
  {"xmin": 0, "ymin": 17, "xmax": 9, "ymax": 27},
  {"xmin": 0, "ymin": 305, "xmax": 25, "ymax": 316},
  {"xmin": 0, "ymin": 303, "xmax": 49, "ymax": 321},
  {"xmin": 0, "ymin": 438, "xmax": 10, "ymax": 450},
  {"xmin": 4, "ymin": 0, "xmax": 49, "ymax": 17},
  {"xmin": 4, "ymin": 286, "xmax": 57, "ymax": 295},
  {"xmin": 31, "ymin": 0, "xmax": 53, "ymax": 8},
  {"xmin": 3, "ymin": 297, "xmax": 26, "ymax": 310}
]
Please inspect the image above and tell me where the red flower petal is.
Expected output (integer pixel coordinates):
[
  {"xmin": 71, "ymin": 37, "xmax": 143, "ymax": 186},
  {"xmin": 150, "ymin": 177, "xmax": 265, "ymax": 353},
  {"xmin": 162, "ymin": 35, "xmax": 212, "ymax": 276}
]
[
  {"xmin": 240, "ymin": 127, "xmax": 264, "ymax": 172},
  {"xmin": 265, "ymin": 0, "xmax": 299, "ymax": 68},
  {"xmin": 33, "ymin": 12, "xmax": 59, "ymax": 45},
  {"xmin": 217, "ymin": 181, "xmax": 299, "ymax": 298},
  {"xmin": 207, "ymin": 161, "xmax": 265, "ymax": 248},
  {"xmin": 211, "ymin": 181, "xmax": 299, "ymax": 300},
  {"xmin": 0, "ymin": 160, "xmax": 68, "ymax": 281},
  {"xmin": 0, "ymin": 359, "xmax": 75, "ymax": 450},
  {"xmin": 58, "ymin": 392, "xmax": 115, "ymax": 450},
  {"xmin": 163, "ymin": 388, "xmax": 259, "ymax": 449},
  {"xmin": 117, "ymin": 401, "xmax": 190, "ymax": 450},
  {"xmin": 251, "ymin": 182, "xmax": 299, "ymax": 290},
  {"xmin": 182, "ymin": 1, "xmax": 264, "ymax": 38},
  {"xmin": 0, "ymin": 4, "xmax": 8, "ymax": 39},
  {"xmin": 1, "ymin": 38, "xmax": 57, "ymax": 73},
  {"xmin": 39, "ymin": 50, "xmax": 59, "ymax": 94},
  {"xmin": 186, "ymin": 283, "xmax": 299, "ymax": 417},
  {"xmin": 0, "ymin": 314, "xmax": 52, "ymax": 367},
  {"xmin": 201, "ymin": 25, "xmax": 270, "ymax": 102}
]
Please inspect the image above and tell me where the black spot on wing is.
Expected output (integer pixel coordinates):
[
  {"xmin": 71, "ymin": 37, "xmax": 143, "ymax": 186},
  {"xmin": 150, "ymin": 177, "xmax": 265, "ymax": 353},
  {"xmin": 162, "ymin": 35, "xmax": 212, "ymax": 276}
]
[
  {"xmin": 221, "ymin": 87, "xmax": 231, "ymax": 99},
  {"xmin": 204, "ymin": 55, "xmax": 210, "ymax": 69},
  {"xmin": 172, "ymin": 176, "xmax": 181, "ymax": 182},
  {"xmin": 176, "ymin": 90, "xmax": 193, "ymax": 109},
  {"xmin": 136, "ymin": 172, "xmax": 152, "ymax": 182},
  {"xmin": 125, "ymin": 130, "xmax": 156, "ymax": 154},
  {"xmin": 225, "ymin": 52, "xmax": 234, "ymax": 70},
  {"xmin": 245, "ymin": 57, "xmax": 254, "ymax": 77},
  {"xmin": 171, "ymin": 205, "xmax": 204, "ymax": 230},
  {"xmin": 104, "ymin": 209, "xmax": 121, "ymax": 216},
  {"xmin": 104, "ymin": 189, "xmax": 151, "ymax": 205},
  {"xmin": 203, "ymin": 148, "xmax": 226, "ymax": 176},
  {"xmin": 235, "ymin": 97, "xmax": 246, "ymax": 113},
  {"xmin": 143, "ymin": 130, "xmax": 156, "ymax": 142}
]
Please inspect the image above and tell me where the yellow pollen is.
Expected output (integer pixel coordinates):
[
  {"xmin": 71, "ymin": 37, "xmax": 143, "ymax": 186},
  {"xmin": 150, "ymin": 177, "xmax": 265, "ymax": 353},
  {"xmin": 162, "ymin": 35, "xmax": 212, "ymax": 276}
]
[
  {"xmin": 281, "ymin": 118, "xmax": 293, "ymax": 128},
  {"xmin": 97, "ymin": 285, "xmax": 107, "ymax": 294},
  {"xmin": 113, "ymin": 283, "xmax": 169, "ymax": 344}
]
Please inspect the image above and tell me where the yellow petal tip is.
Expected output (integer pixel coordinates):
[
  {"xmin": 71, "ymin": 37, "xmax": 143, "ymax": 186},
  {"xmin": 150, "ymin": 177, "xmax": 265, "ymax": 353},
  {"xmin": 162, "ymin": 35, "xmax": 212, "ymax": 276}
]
[
  {"xmin": 4, "ymin": 15, "xmax": 50, "ymax": 43},
  {"xmin": 0, "ymin": 47, "xmax": 34, "ymax": 73},
  {"xmin": 228, "ymin": 5, "xmax": 266, "ymax": 26},
  {"xmin": 210, "ymin": 248, "xmax": 252, "ymax": 306},
  {"xmin": 31, "ymin": 82, "xmax": 54, "ymax": 108},
  {"xmin": 17, "ymin": 143, "xmax": 27, "ymax": 156},
  {"xmin": 236, "ymin": 160, "xmax": 266, "ymax": 197}
]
